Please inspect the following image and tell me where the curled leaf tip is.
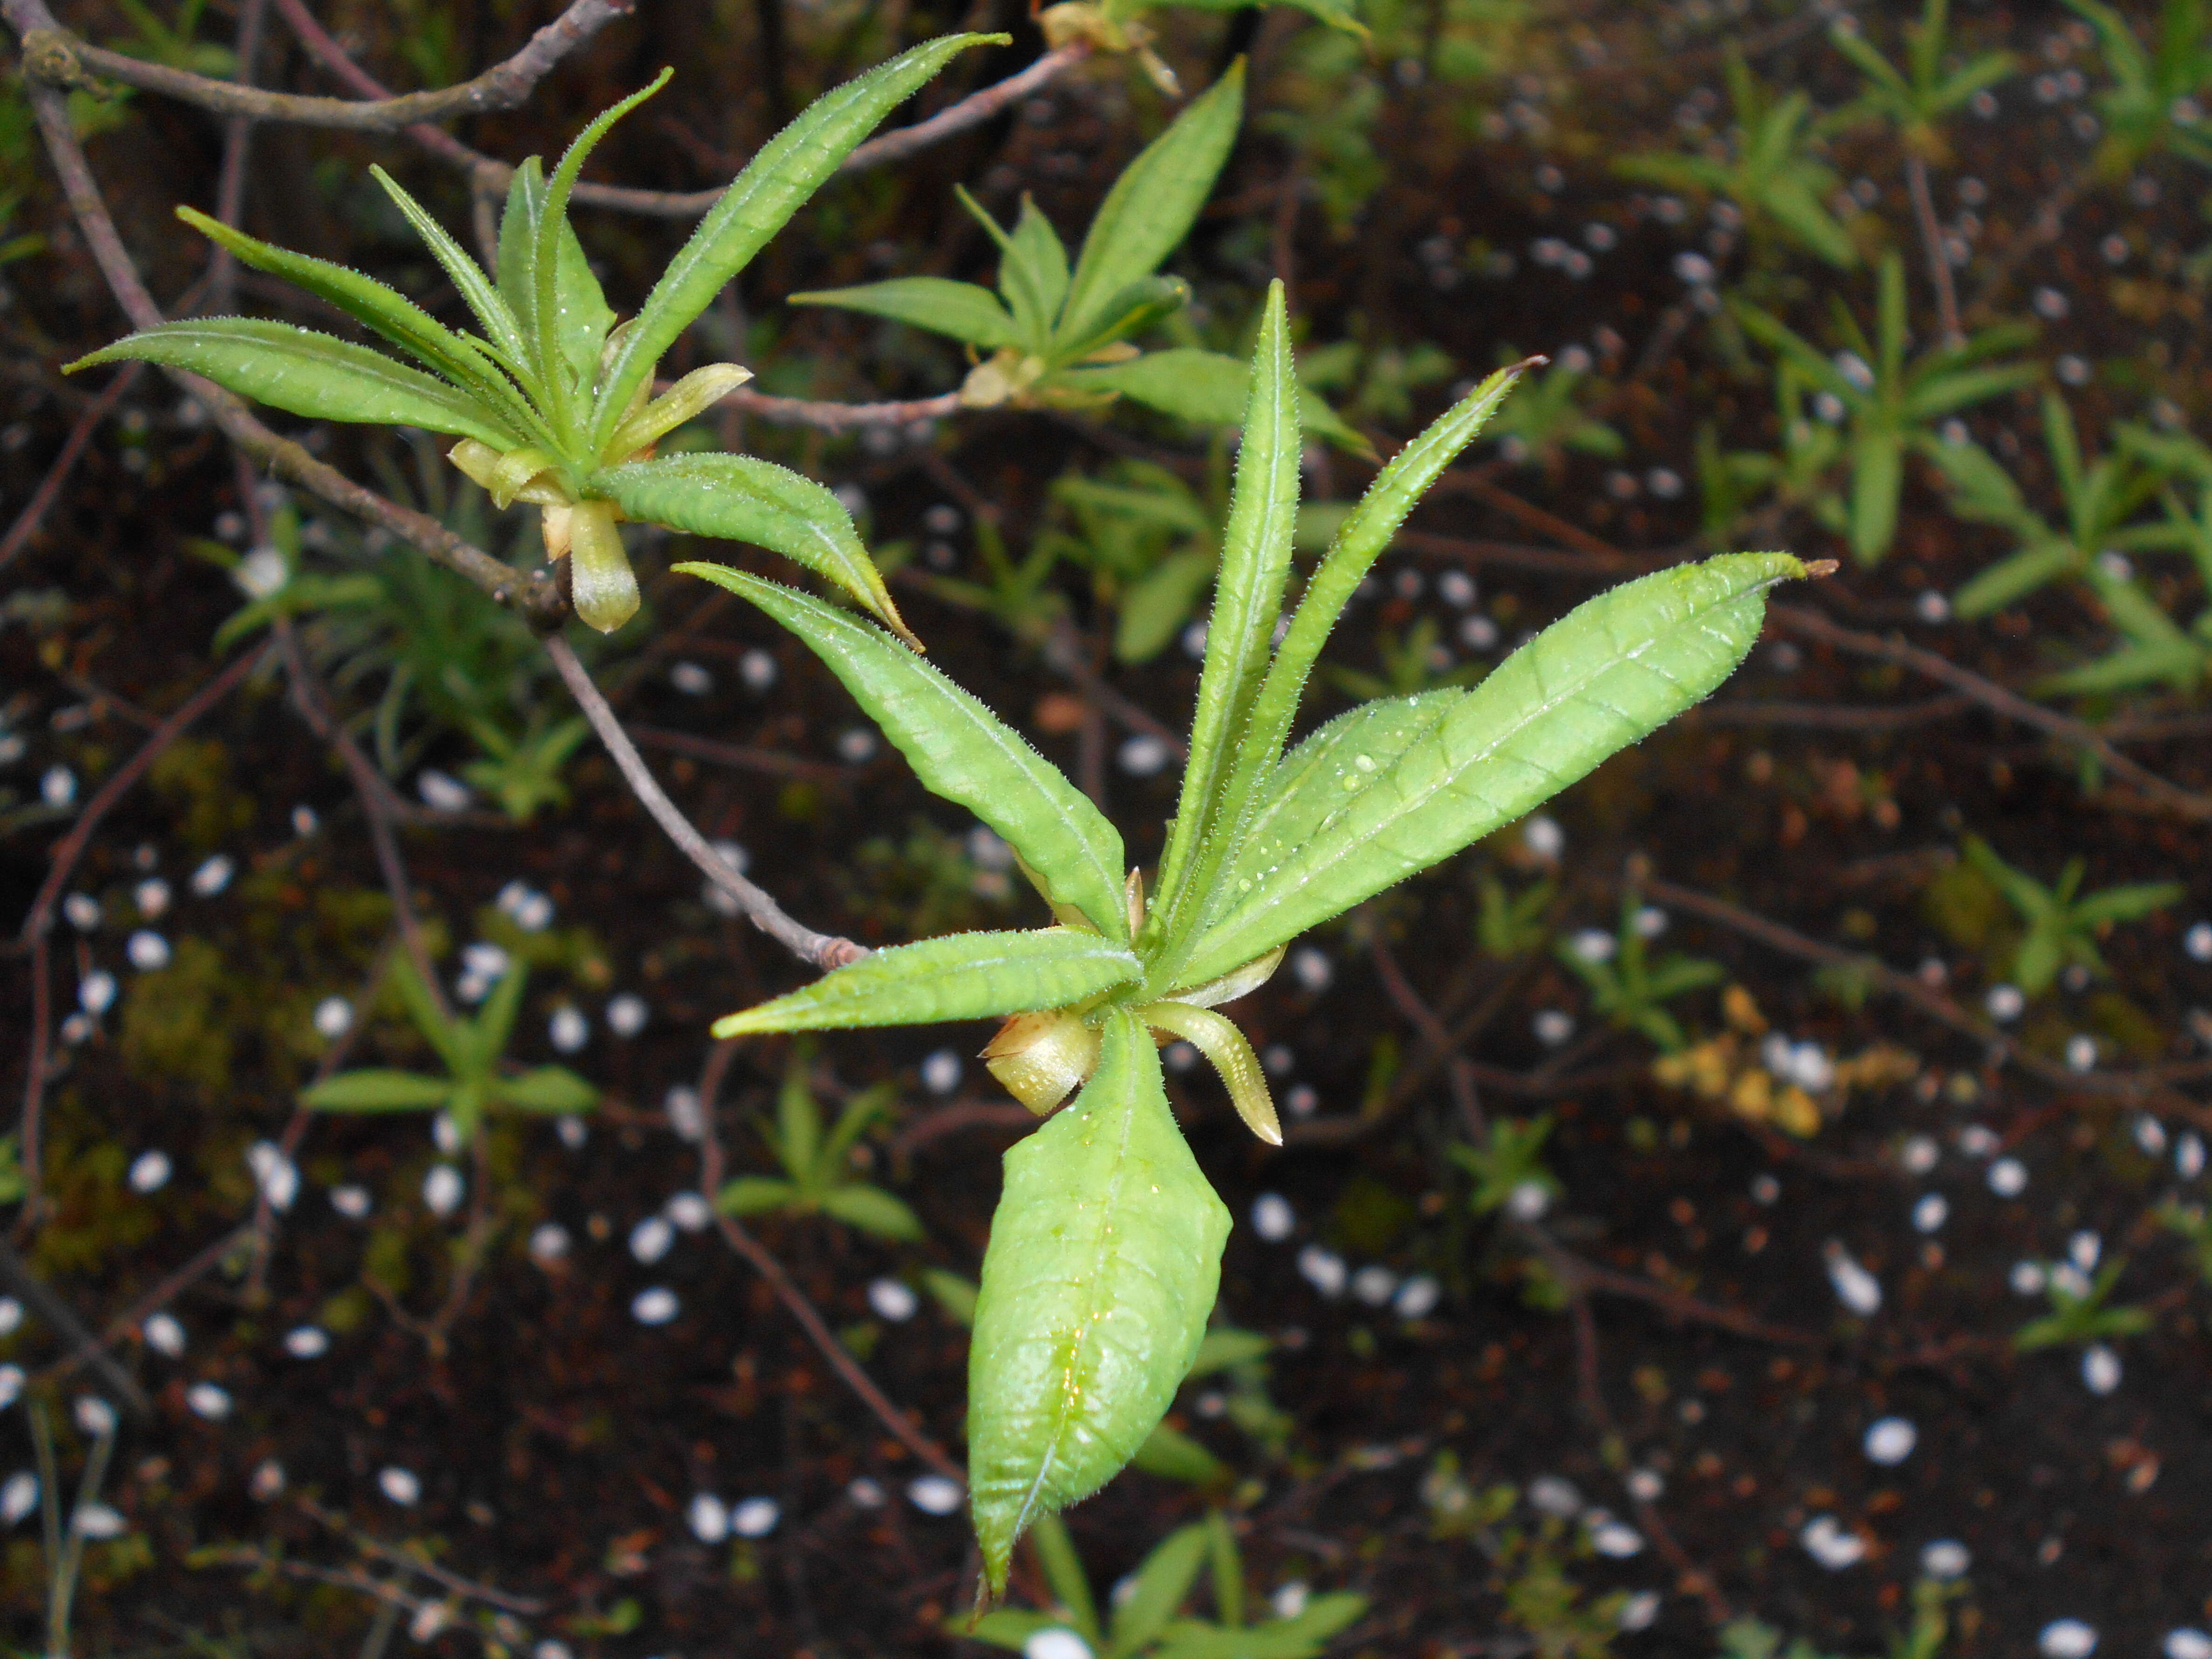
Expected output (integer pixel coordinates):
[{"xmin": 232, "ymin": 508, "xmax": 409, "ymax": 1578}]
[
  {"xmin": 1803, "ymin": 558, "xmax": 1841, "ymax": 578},
  {"xmin": 1514, "ymin": 354, "xmax": 1550, "ymax": 372}
]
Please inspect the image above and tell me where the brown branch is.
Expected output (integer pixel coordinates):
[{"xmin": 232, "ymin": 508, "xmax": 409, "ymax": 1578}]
[
  {"xmin": 1903, "ymin": 153, "xmax": 1962, "ymax": 348},
  {"xmin": 840, "ymin": 41, "xmax": 1090, "ymax": 173},
  {"xmin": 206, "ymin": 0, "xmax": 269, "ymax": 313},
  {"xmin": 1684, "ymin": 692, "xmax": 1977, "ymax": 731},
  {"xmin": 295, "ymin": 1497, "xmax": 548, "ymax": 1615},
  {"xmin": 1771, "ymin": 603, "xmax": 2212, "ymax": 819},
  {"xmin": 545, "ymin": 635, "xmax": 865, "ymax": 972},
  {"xmin": 695, "ymin": 1040, "xmax": 965, "ymax": 1481},
  {"xmin": 0, "ymin": 1236, "xmax": 151, "ymax": 1414},
  {"xmin": 726, "ymin": 385, "xmax": 963, "ymax": 432},
  {"xmin": 11, "ymin": 0, "xmax": 635, "ymax": 131},
  {"xmin": 626, "ymin": 724, "xmax": 845, "ymax": 783},
  {"xmin": 15, "ymin": 72, "xmax": 563, "ymax": 620},
  {"xmin": 45, "ymin": 1224, "xmax": 254, "ymax": 1385}
]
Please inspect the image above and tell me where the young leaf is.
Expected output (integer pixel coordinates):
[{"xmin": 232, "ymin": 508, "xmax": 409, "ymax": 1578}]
[
  {"xmin": 1174, "ymin": 553, "xmax": 1813, "ymax": 990},
  {"xmin": 673, "ymin": 567, "xmax": 1131, "ymax": 939},
  {"xmin": 719, "ymin": 1175, "xmax": 799, "ymax": 1215},
  {"xmin": 1148, "ymin": 282, "xmax": 1299, "ymax": 978},
  {"xmin": 566, "ymin": 498, "xmax": 638, "ymax": 634},
  {"xmin": 818, "ymin": 1184, "xmax": 926, "ymax": 1241},
  {"xmin": 172, "ymin": 207, "xmax": 549, "ymax": 448},
  {"xmin": 388, "ymin": 954, "xmax": 467, "ymax": 1074},
  {"xmin": 368, "ymin": 164, "xmax": 531, "ymax": 376},
  {"xmin": 1241, "ymin": 363, "xmax": 1529, "ymax": 788},
  {"xmin": 1059, "ymin": 62, "xmax": 1244, "ymax": 345},
  {"xmin": 534, "ymin": 71, "xmax": 668, "ymax": 433},
  {"xmin": 497, "ymin": 158, "xmax": 548, "ymax": 351},
  {"xmin": 493, "ymin": 1066, "xmax": 599, "ymax": 1113},
  {"xmin": 66, "ymin": 320, "xmax": 521, "ymax": 447},
  {"xmin": 1140, "ymin": 1000, "xmax": 1279, "ymax": 1144},
  {"xmin": 787, "ymin": 276, "xmax": 1022, "ymax": 350},
  {"xmin": 711, "ymin": 928, "xmax": 1140, "ymax": 1037},
  {"xmin": 299, "ymin": 1069, "xmax": 453, "ymax": 1111},
  {"xmin": 592, "ymin": 32, "xmax": 1003, "ymax": 453},
  {"xmin": 1109, "ymin": 1523, "xmax": 1213, "ymax": 1653},
  {"xmin": 999, "ymin": 196, "xmax": 1073, "ymax": 346},
  {"xmin": 605, "ymin": 457, "xmax": 914, "ymax": 645},
  {"xmin": 968, "ymin": 1013, "xmax": 1231, "ymax": 1597},
  {"xmin": 1048, "ymin": 274, "xmax": 1191, "ymax": 366},
  {"xmin": 603, "ymin": 363, "xmax": 754, "ymax": 459}
]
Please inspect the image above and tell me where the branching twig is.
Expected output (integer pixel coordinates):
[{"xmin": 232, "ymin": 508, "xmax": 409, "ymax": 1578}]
[
  {"xmin": 0, "ymin": 359, "xmax": 141, "ymax": 576},
  {"xmin": 545, "ymin": 635, "xmax": 864, "ymax": 972},
  {"xmin": 726, "ymin": 385, "xmax": 962, "ymax": 432},
  {"xmin": 1903, "ymin": 153, "xmax": 1962, "ymax": 346},
  {"xmin": 1771, "ymin": 603, "xmax": 2212, "ymax": 819},
  {"xmin": 12, "ymin": 0, "xmax": 635, "ymax": 131}
]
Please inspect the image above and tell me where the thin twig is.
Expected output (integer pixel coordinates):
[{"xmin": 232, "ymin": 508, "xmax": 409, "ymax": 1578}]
[
  {"xmin": 1771, "ymin": 603, "xmax": 2212, "ymax": 819},
  {"xmin": 207, "ymin": 0, "xmax": 270, "ymax": 313},
  {"xmin": 45, "ymin": 1224, "xmax": 253, "ymax": 1385},
  {"xmin": 626, "ymin": 724, "xmax": 846, "ymax": 783},
  {"xmin": 696, "ymin": 1040, "xmax": 964, "ymax": 1481},
  {"xmin": 15, "ymin": 644, "xmax": 267, "ymax": 1228},
  {"xmin": 727, "ymin": 385, "xmax": 963, "ymax": 432},
  {"xmin": 11, "ymin": 0, "xmax": 635, "ymax": 131},
  {"xmin": 544, "ymin": 635, "xmax": 864, "ymax": 971},
  {"xmin": 1684, "ymin": 692, "xmax": 1976, "ymax": 730},
  {"xmin": 295, "ymin": 1497, "xmax": 549, "ymax": 1614},
  {"xmin": 1903, "ymin": 153, "xmax": 1962, "ymax": 347},
  {"xmin": 13, "ymin": 67, "xmax": 562, "ymax": 619},
  {"xmin": 0, "ymin": 1236, "xmax": 151, "ymax": 1414},
  {"xmin": 841, "ymin": 41, "xmax": 1090, "ymax": 173},
  {"xmin": 0, "ymin": 360, "xmax": 141, "ymax": 577}
]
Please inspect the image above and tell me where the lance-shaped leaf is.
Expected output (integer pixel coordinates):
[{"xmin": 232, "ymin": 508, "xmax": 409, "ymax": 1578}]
[
  {"xmin": 968, "ymin": 1013, "xmax": 1230, "ymax": 1596},
  {"xmin": 611, "ymin": 456, "xmax": 912, "ymax": 644},
  {"xmin": 1239, "ymin": 364, "xmax": 1530, "ymax": 790},
  {"xmin": 535, "ymin": 72, "xmax": 667, "ymax": 436},
  {"xmin": 788, "ymin": 276, "xmax": 1021, "ymax": 350},
  {"xmin": 674, "ymin": 566, "xmax": 1132, "ymax": 939},
  {"xmin": 1147, "ymin": 283, "xmax": 1299, "ymax": 980},
  {"xmin": 493, "ymin": 1066, "xmax": 598, "ymax": 1113},
  {"xmin": 300, "ymin": 1069, "xmax": 453, "ymax": 1111},
  {"xmin": 713, "ymin": 927, "xmax": 1138, "ymax": 1037},
  {"xmin": 1175, "ymin": 553, "xmax": 1812, "ymax": 989},
  {"xmin": 1059, "ymin": 62, "xmax": 1244, "ymax": 345},
  {"xmin": 592, "ymin": 32, "xmax": 1002, "ymax": 452},
  {"xmin": 369, "ymin": 164, "xmax": 531, "ymax": 378},
  {"xmin": 66, "ymin": 319, "xmax": 521, "ymax": 447},
  {"xmin": 990, "ymin": 193, "xmax": 1073, "ymax": 347},
  {"xmin": 173, "ymin": 207, "xmax": 548, "ymax": 448},
  {"xmin": 1172, "ymin": 0, "xmax": 1369, "ymax": 35},
  {"xmin": 1058, "ymin": 347, "xmax": 1365, "ymax": 451},
  {"xmin": 603, "ymin": 363, "xmax": 754, "ymax": 458}
]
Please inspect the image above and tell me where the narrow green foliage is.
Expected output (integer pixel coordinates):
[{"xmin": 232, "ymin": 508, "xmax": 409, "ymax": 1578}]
[
  {"xmin": 1616, "ymin": 49, "xmax": 1859, "ymax": 267},
  {"xmin": 1452, "ymin": 1116, "xmax": 1562, "ymax": 1217},
  {"xmin": 2066, "ymin": 0, "xmax": 2212, "ymax": 176},
  {"xmin": 67, "ymin": 36, "xmax": 998, "ymax": 633},
  {"xmin": 2013, "ymin": 1258, "xmax": 2155, "ymax": 1351},
  {"xmin": 1733, "ymin": 253, "xmax": 2035, "ymax": 562},
  {"xmin": 300, "ymin": 959, "xmax": 595, "ymax": 1140},
  {"xmin": 1826, "ymin": 0, "xmax": 2015, "ymax": 162},
  {"xmin": 1556, "ymin": 895, "xmax": 1725, "ymax": 1051},
  {"xmin": 718, "ymin": 1054, "xmax": 921, "ymax": 1241},
  {"xmin": 1960, "ymin": 836, "xmax": 2181, "ymax": 996}
]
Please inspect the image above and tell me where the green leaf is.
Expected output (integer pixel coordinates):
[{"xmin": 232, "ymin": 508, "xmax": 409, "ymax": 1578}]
[
  {"xmin": 535, "ymin": 73, "xmax": 667, "ymax": 431},
  {"xmin": 1848, "ymin": 427, "xmax": 1903, "ymax": 563},
  {"xmin": 1187, "ymin": 1327, "xmax": 1271, "ymax": 1374},
  {"xmin": 388, "ymin": 954, "xmax": 466, "ymax": 1074},
  {"xmin": 608, "ymin": 456, "xmax": 915, "ymax": 644},
  {"xmin": 818, "ymin": 1183, "xmax": 927, "ymax": 1241},
  {"xmin": 675, "ymin": 567, "xmax": 1131, "ymax": 939},
  {"xmin": 1050, "ymin": 275, "xmax": 1191, "ymax": 365},
  {"xmin": 1219, "ymin": 692, "xmax": 1462, "ymax": 909},
  {"xmin": 998, "ymin": 195, "xmax": 1072, "ymax": 345},
  {"xmin": 67, "ymin": 319, "xmax": 520, "ymax": 447},
  {"xmin": 493, "ymin": 1066, "xmax": 599, "ymax": 1113},
  {"xmin": 923, "ymin": 1267, "xmax": 979, "ymax": 1326},
  {"xmin": 1172, "ymin": 0, "xmax": 1368, "ymax": 34},
  {"xmin": 497, "ymin": 157, "xmax": 548, "ymax": 356},
  {"xmin": 172, "ymin": 206, "xmax": 547, "ymax": 448},
  {"xmin": 1109, "ymin": 1522, "xmax": 1211, "ymax": 1652},
  {"xmin": 472, "ymin": 958, "xmax": 530, "ymax": 1074},
  {"xmin": 968, "ymin": 1013, "xmax": 1231, "ymax": 1597},
  {"xmin": 1178, "ymin": 553, "xmax": 1809, "ymax": 988},
  {"xmin": 1117, "ymin": 548, "xmax": 1217, "ymax": 663},
  {"xmin": 1027, "ymin": 1514, "xmax": 1103, "ymax": 1646},
  {"xmin": 712, "ymin": 928, "xmax": 1140, "ymax": 1038},
  {"xmin": 1150, "ymin": 283, "xmax": 1300, "ymax": 980},
  {"xmin": 1952, "ymin": 538, "xmax": 2080, "ymax": 617},
  {"xmin": 368, "ymin": 164, "xmax": 531, "ymax": 376},
  {"xmin": 1130, "ymin": 1421, "xmax": 1230, "ymax": 1485},
  {"xmin": 1153, "ymin": 1596, "xmax": 1369, "ymax": 1658},
  {"xmin": 592, "ymin": 33, "xmax": 1002, "ymax": 452},
  {"xmin": 1061, "ymin": 63, "xmax": 1244, "ymax": 345},
  {"xmin": 299, "ymin": 1069, "xmax": 453, "ymax": 1111},
  {"xmin": 1243, "ymin": 363, "xmax": 1528, "ymax": 788},
  {"xmin": 788, "ymin": 276, "xmax": 1022, "ymax": 350},
  {"xmin": 1060, "ymin": 348, "xmax": 1365, "ymax": 450},
  {"xmin": 718, "ymin": 1175, "xmax": 799, "ymax": 1216}
]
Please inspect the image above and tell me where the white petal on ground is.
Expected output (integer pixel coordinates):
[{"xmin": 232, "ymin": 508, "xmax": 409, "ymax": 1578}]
[
  {"xmin": 186, "ymin": 1383, "xmax": 231, "ymax": 1419},
  {"xmin": 0, "ymin": 1473, "xmax": 36, "ymax": 1526},
  {"xmin": 1863, "ymin": 1418, "xmax": 1916, "ymax": 1465},
  {"xmin": 905, "ymin": 1474, "xmax": 962, "ymax": 1515},
  {"xmin": 868, "ymin": 1278, "xmax": 919, "ymax": 1321},
  {"xmin": 1251, "ymin": 1193, "xmax": 1295, "ymax": 1241},
  {"xmin": 632, "ymin": 1287, "xmax": 679, "ymax": 1325},
  {"xmin": 128, "ymin": 1150, "xmax": 171, "ymax": 1193},
  {"xmin": 2039, "ymin": 1620, "xmax": 2098, "ymax": 1659},
  {"xmin": 732, "ymin": 1496, "xmax": 780, "ymax": 1538},
  {"xmin": 142, "ymin": 1314, "xmax": 185, "ymax": 1357},
  {"xmin": 378, "ymin": 1466, "xmax": 420, "ymax": 1506}
]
